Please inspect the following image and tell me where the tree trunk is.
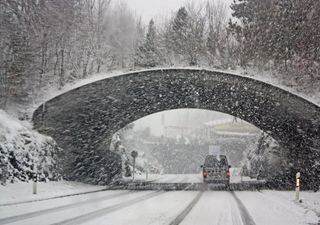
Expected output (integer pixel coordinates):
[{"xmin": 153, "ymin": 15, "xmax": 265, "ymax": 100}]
[
  {"xmin": 83, "ymin": 50, "xmax": 91, "ymax": 78},
  {"xmin": 59, "ymin": 47, "xmax": 65, "ymax": 88}
]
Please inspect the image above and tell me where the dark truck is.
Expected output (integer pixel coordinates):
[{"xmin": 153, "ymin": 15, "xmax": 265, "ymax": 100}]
[{"xmin": 201, "ymin": 155, "xmax": 231, "ymax": 187}]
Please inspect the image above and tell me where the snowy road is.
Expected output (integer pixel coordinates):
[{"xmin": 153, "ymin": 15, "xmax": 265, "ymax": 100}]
[
  {"xmin": 151, "ymin": 174, "xmax": 203, "ymax": 183},
  {"xmin": 1, "ymin": 189, "xmax": 318, "ymax": 225},
  {"xmin": 131, "ymin": 172, "xmax": 260, "ymax": 184}
]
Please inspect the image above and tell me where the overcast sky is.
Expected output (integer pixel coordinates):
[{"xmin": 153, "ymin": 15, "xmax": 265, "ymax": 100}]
[{"xmin": 119, "ymin": 0, "xmax": 234, "ymax": 22}]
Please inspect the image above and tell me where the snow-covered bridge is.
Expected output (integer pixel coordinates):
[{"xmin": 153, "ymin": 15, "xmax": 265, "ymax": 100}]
[{"xmin": 32, "ymin": 69, "xmax": 320, "ymax": 185}]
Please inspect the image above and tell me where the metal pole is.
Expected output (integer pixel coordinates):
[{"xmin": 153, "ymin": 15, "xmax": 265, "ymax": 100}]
[
  {"xmin": 132, "ymin": 158, "xmax": 135, "ymax": 181},
  {"xmin": 33, "ymin": 181, "xmax": 37, "ymax": 195},
  {"xmin": 295, "ymin": 172, "xmax": 300, "ymax": 202},
  {"xmin": 33, "ymin": 173, "xmax": 37, "ymax": 195}
]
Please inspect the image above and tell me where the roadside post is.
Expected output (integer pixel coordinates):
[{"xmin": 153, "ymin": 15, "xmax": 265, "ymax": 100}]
[
  {"xmin": 131, "ymin": 151, "xmax": 138, "ymax": 181},
  {"xmin": 295, "ymin": 172, "xmax": 300, "ymax": 202},
  {"xmin": 240, "ymin": 169, "xmax": 243, "ymax": 183},
  {"xmin": 33, "ymin": 168, "xmax": 38, "ymax": 195}
]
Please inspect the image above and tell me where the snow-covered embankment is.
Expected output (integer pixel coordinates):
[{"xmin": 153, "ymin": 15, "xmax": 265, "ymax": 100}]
[{"xmin": 0, "ymin": 110, "xmax": 61, "ymax": 184}]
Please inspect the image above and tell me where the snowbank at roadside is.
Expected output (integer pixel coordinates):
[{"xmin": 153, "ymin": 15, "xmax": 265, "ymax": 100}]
[
  {"xmin": 0, "ymin": 110, "xmax": 61, "ymax": 184},
  {"xmin": 262, "ymin": 190, "xmax": 320, "ymax": 217},
  {"xmin": 0, "ymin": 180, "xmax": 106, "ymax": 205},
  {"xmin": 299, "ymin": 191, "xmax": 320, "ymax": 216},
  {"xmin": 236, "ymin": 190, "xmax": 319, "ymax": 225}
]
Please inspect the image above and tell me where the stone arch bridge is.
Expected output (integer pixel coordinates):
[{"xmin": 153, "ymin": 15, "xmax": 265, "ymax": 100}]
[{"xmin": 33, "ymin": 69, "xmax": 320, "ymax": 187}]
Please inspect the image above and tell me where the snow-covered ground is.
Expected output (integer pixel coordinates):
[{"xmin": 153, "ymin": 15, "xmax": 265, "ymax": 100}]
[
  {"xmin": 81, "ymin": 191, "xmax": 199, "ymax": 225},
  {"xmin": 121, "ymin": 173, "xmax": 161, "ymax": 183},
  {"xmin": 296, "ymin": 191, "xmax": 320, "ymax": 216},
  {"xmin": 180, "ymin": 191, "xmax": 244, "ymax": 225},
  {"xmin": 1, "ymin": 182, "xmax": 319, "ymax": 225},
  {"xmin": 0, "ymin": 181, "xmax": 106, "ymax": 205},
  {"xmin": 123, "ymin": 172, "xmax": 257, "ymax": 184},
  {"xmin": 152, "ymin": 174, "xmax": 203, "ymax": 183},
  {"xmin": 1, "ymin": 179, "xmax": 319, "ymax": 225},
  {"xmin": 260, "ymin": 190, "xmax": 320, "ymax": 217},
  {"xmin": 236, "ymin": 191, "xmax": 319, "ymax": 225}
]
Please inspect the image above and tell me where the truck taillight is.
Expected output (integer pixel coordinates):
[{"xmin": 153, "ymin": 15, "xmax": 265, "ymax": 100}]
[{"xmin": 203, "ymin": 169, "xmax": 208, "ymax": 177}]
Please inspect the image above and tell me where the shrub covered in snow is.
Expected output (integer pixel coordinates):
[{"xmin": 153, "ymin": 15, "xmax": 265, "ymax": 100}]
[
  {"xmin": 0, "ymin": 110, "xmax": 61, "ymax": 185},
  {"xmin": 241, "ymin": 132, "xmax": 295, "ymax": 188}
]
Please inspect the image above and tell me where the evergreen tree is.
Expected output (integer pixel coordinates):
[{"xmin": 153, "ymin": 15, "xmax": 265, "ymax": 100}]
[
  {"xmin": 205, "ymin": 1, "xmax": 229, "ymax": 67},
  {"xmin": 229, "ymin": 0, "xmax": 320, "ymax": 73},
  {"xmin": 135, "ymin": 19, "xmax": 161, "ymax": 68},
  {"xmin": 165, "ymin": 6, "xmax": 205, "ymax": 66},
  {"xmin": 165, "ymin": 7, "xmax": 190, "ymax": 63}
]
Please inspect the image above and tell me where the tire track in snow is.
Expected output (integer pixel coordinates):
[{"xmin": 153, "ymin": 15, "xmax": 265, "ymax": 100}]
[
  {"xmin": 210, "ymin": 191, "xmax": 243, "ymax": 225},
  {"xmin": 49, "ymin": 191, "xmax": 164, "ymax": 225},
  {"xmin": 228, "ymin": 192, "xmax": 244, "ymax": 225},
  {"xmin": 231, "ymin": 191, "xmax": 256, "ymax": 225},
  {"xmin": 0, "ymin": 191, "xmax": 132, "ymax": 225},
  {"xmin": 168, "ymin": 191, "xmax": 203, "ymax": 225}
]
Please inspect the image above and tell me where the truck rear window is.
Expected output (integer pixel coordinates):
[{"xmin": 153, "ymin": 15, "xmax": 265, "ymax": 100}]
[{"xmin": 204, "ymin": 155, "xmax": 227, "ymax": 167}]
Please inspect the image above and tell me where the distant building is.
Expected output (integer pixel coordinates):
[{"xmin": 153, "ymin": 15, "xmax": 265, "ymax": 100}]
[
  {"xmin": 164, "ymin": 125, "xmax": 205, "ymax": 139},
  {"xmin": 163, "ymin": 118, "xmax": 259, "ymax": 142},
  {"xmin": 204, "ymin": 118, "xmax": 259, "ymax": 143}
]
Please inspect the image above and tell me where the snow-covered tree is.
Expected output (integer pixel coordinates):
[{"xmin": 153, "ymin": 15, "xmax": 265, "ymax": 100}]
[
  {"xmin": 134, "ymin": 19, "xmax": 163, "ymax": 68},
  {"xmin": 229, "ymin": 0, "xmax": 320, "ymax": 91},
  {"xmin": 165, "ymin": 5, "xmax": 206, "ymax": 66},
  {"xmin": 205, "ymin": 0, "xmax": 229, "ymax": 67},
  {"xmin": 0, "ymin": 110, "xmax": 62, "ymax": 184}
]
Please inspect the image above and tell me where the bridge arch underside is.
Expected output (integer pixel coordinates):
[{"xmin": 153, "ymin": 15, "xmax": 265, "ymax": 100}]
[{"xmin": 33, "ymin": 69, "xmax": 320, "ymax": 186}]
